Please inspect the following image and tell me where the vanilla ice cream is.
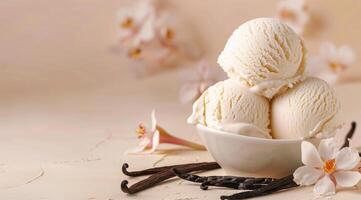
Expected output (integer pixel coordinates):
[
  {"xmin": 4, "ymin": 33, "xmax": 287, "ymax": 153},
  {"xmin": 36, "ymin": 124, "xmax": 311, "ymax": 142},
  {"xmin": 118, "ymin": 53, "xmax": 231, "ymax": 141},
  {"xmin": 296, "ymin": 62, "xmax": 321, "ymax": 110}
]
[
  {"xmin": 188, "ymin": 79, "xmax": 271, "ymax": 138},
  {"xmin": 217, "ymin": 18, "xmax": 306, "ymax": 98},
  {"xmin": 271, "ymin": 77, "xmax": 342, "ymax": 139}
]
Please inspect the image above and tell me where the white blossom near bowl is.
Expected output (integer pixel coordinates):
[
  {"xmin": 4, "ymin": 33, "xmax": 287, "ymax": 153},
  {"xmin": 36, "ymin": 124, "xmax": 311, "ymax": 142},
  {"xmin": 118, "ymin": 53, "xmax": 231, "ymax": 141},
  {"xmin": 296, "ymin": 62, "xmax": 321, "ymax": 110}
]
[
  {"xmin": 293, "ymin": 138, "xmax": 361, "ymax": 196},
  {"xmin": 197, "ymin": 125, "xmax": 320, "ymax": 178}
]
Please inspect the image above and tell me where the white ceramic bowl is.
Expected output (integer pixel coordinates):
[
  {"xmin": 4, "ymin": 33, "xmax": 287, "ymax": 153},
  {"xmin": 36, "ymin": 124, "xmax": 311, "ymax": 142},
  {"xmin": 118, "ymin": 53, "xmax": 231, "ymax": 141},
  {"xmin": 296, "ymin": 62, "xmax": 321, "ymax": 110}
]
[{"xmin": 197, "ymin": 125, "xmax": 320, "ymax": 178}]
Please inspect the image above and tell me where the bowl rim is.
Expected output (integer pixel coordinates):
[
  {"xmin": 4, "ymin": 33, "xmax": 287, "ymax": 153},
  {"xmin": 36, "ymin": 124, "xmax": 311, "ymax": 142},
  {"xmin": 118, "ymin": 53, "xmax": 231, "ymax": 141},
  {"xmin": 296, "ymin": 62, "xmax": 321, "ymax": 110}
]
[{"xmin": 197, "ymin": 124, "xmax": 306, "ymax": 144}]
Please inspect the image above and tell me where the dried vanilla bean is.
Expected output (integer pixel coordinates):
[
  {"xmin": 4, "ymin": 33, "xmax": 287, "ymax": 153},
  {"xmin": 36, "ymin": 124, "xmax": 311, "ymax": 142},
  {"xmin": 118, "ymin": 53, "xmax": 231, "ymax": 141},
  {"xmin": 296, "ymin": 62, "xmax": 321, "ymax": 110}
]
[
  {"xmin": 121, "ymin": 162, "xmax": 220, "ymax": 194},
  {"xmin": 200, "ymin": 180, "xmax": 268, "ymax": 190},
  {"xmin": 122, "ymin": 162, "xmax": 217, "ymax": 177},
  {"xmin": 220, "ymin": 175, "xmax": 297, "ymax": 200},
  {"xmin": 341, "ymin": 121, "xmax": 356, "ymax": 148},
  {"xmin": 228, "ymin": 181, "xmax": 298, "ymax": 199},
  {"xmin": 172, "ymin": 168, "xmax": 275, "ymax": 190}
]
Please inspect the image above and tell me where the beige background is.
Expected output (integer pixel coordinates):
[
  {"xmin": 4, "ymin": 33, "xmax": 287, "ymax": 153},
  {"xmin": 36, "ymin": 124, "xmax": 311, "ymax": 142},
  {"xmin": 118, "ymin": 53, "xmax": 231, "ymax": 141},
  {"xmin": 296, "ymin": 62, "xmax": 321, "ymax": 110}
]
[{"xmin": 1, "ymin": 0, "xmax": 361, "ymax": 199}]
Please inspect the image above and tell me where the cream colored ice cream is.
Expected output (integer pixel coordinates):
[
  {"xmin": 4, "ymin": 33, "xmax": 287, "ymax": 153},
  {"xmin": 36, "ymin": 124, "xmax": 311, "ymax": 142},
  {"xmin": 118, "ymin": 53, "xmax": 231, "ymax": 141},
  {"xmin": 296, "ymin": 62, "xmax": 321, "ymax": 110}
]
[
  {"xmin": 187, "ymin": 79, "xmax": 271, "ymax": 138},
  {"xmin": 271, "ymin": 77, "xmax": 342, "ymax": 139},
  {"xmin": 217, "ymin": 18, "xmax": 306, "ymax": 98}
]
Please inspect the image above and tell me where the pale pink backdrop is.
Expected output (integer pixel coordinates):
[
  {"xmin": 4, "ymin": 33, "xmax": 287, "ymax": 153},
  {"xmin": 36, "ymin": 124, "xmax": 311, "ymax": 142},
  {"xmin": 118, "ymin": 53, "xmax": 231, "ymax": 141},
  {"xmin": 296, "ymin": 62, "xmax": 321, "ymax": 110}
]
[{"xmin": 1, "ymin": 0, "xmax": 361, "ymax": 199}]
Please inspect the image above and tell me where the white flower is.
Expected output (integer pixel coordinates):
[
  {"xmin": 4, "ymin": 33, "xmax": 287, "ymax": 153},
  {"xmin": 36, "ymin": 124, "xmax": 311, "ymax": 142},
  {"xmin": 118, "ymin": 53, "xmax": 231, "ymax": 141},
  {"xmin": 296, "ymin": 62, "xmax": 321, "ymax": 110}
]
[
  {"xmin": 276, "ymin": 0, "xmax": 309, "ymax": 35},
  {"xmin": 293, "ymin": 138, "xmax": 361, "ymax": 196},
  {"xmin": 307, "ymin": 42, "xmax": 356, "ymax": 85},
  {"xmin": 126, "ymin": 110, "xmax": 205, "ymax": 154},
  {"xmin": 126, "ymin": 110, "xmax": 160, "ymax": 154},
  {"xmin": 179, "ymin": 60, "xmax": 225, "ymax": 103}
]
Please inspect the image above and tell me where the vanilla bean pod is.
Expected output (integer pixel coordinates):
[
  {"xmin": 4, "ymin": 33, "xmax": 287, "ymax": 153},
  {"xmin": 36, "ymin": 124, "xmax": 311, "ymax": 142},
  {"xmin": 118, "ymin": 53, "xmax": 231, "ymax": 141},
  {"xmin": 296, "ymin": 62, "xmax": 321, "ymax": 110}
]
[
  {"xmin": 172, "ymin": 168, "xmax": 275, "ymax": 190},
  {"xmin": 224, "ymin": 181, "xmax": 298, "ymax": 199},
  {"xmin": 121, "ymin": 162, "xmax": 220, "ymax": 194},
  {"xmin": 223, "ymin": 181, "xmax": 298, "ymax": 200},
  {"xmin": 200, "ymin": 180, "xmax": 267, "ymax": 190},
  {"xmin": 341, "ymin": 121, "xmax": 356, "ymax": 148},
  {"xmin": 122, "ymin": 162, "xmax": 217, "ymax": 177},
  {"xmin": 220, "ymin": 175, "xmax": 297, "ymax": 200}
]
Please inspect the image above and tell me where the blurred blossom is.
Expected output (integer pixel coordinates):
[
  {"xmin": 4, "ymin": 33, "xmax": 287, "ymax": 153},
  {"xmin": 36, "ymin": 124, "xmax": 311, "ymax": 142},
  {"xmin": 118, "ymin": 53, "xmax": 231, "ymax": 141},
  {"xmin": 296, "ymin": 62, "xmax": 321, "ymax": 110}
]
[
  {"xmin": 276, "ymin": 0, "xmax": 309, "ymax": 35},
  {"xmin": 307, "ymin": 42, "xmax": 356, "ymax": 85},
  {"xmin": 126, "ymin": 110, "xmax": 205, "ymax": 154},
  {"xmin": 179, "ymin": 60, "xmax": 226, "ymax": 104},
  {"xmin": 116, "ymin": 0, "xmax": 202, "ymax": 77}
]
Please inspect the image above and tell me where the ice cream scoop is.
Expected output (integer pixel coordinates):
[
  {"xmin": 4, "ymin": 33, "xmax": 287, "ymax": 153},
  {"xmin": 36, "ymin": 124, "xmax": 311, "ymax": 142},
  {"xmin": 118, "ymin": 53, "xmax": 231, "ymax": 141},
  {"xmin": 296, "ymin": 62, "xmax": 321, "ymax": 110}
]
[
  {"xmin": 217, "ymin": 18, "xmax": 306, "ymax": 98},
  {"xmin": 271, "ymin": 77, "xmax": 342, "ymax": 139},
  {"xmin": 187, "ymin": 79, "xmax": 271, "ymax": 138}
]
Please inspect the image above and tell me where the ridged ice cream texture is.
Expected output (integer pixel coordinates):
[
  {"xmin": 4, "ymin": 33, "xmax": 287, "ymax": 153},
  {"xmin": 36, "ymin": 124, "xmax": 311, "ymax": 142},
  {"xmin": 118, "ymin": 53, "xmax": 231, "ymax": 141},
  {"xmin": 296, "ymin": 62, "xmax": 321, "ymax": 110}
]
[
  {"xmin": 187, "ymin": 79, "xmax": 271, "ymax": 138},
  {"xmin": 217, "ymin": 18, "xmax": 306, "ymax": 98},
  {"xmin": 271, "ymin": 77, "xmax": 342, "ymax": 139}
]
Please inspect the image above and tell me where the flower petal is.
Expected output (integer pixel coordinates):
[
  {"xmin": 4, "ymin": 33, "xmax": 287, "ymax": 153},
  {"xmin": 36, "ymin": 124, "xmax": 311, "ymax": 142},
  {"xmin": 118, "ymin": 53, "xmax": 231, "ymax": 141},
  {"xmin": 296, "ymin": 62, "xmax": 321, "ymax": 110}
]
[
  {"xmin": 151, "ymin": 109, "xmax": 157, "ymax": 132},
  {"xmin": 199, "ymin": 82, "xmax": 212, "ymax": 94},
  {"xmin": 136, "ymin": 15, "xmax": 155, "ymax": 43},
  {"xmin": 179, "ymin": 84, "xmax": 200, "ymax": 104},
  {"xmin": 198, "ymin": 61, "xmax": 214, "ymax": 80},
  {"xmin": 144, "ymin": 130, "xmax": 160, "ymax": 154},
  {"xmin": 317, "ymin": 71, "xmax": 338, "ymax": 85},
  {"xmin": 318, "ymin": 138, "xmax": 338, "ymax": 161},
  {"xmin": 314, "ymin": 175, "xmax": 335, "ymax": 196},
  {"xmin": 306, "ymin": 56, "xmax": 328, "ymax": 75},
  {"xmin": 302, "ymin": 141, "xmax": 323, "ymax": 168},
  {"xmin": 335, "ymin": 147, "xmax": 361, "ymax": 170},
  {"xmin": 293, "ymin": 166, "xmax": 323, "ymax": 186},
  {"xmin": 320, "ymin": 42, "xmax": 337, "ymax": 61},
  {"xmin": 338, "ymin": 45, "xmax": 355, "ymax": 66},
  {"xmin": 276, "ymin": 0, "xmax": 308, "ymax": 35},
  {"xmin": 126, "ymin": 137, "xmax": 151, "ymax": 154},
  {"xmin": 333, "ymin": 171, "xmax": 361, "ymax": 187},
  {"xmin": 134, "ymin": 0, "xmax": 154, "ymax": 21}
]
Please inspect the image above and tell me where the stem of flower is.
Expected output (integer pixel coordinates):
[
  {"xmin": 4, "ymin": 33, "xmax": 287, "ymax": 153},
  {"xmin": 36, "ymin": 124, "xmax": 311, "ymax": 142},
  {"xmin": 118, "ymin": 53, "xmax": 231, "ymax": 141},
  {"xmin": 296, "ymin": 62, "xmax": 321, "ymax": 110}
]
[
  {"xmin": 166, "ymin": 136, "xmax": 206, "ymax": 150},
  {"xmin": 157, "ymin": 125, "xmax": 206, "ymax": 150}
]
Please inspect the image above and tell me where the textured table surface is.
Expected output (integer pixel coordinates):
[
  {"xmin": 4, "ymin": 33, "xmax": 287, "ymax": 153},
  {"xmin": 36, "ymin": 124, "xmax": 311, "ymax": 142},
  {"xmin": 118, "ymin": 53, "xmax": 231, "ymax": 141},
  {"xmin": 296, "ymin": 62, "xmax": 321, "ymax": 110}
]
[{"xmin": 1, "ymin": 0, "xmax": 361, "ymax": 199}]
